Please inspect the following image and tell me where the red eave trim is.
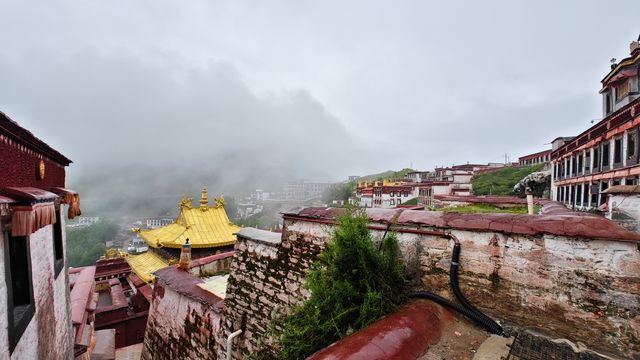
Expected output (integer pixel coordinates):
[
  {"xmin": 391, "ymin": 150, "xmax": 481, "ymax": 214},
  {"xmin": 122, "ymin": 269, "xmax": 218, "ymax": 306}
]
[{"xmin": 551, "ymin": 98, "xmax": 640, "ymax": 159}]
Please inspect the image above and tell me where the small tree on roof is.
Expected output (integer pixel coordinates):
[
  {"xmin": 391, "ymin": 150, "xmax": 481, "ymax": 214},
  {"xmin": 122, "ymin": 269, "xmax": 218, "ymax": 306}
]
[{"xmin": 272, "ymin": 206, "xmax": 406, "ymax": 359}]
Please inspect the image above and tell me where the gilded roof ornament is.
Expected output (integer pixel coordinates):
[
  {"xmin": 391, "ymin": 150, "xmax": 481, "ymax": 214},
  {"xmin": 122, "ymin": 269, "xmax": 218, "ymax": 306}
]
[
  {"xmin": 180, "ymin": 195, "xmax": 193, "ymax": 209},
  {"xmin": 214, "ymin": 195, "xmax": 225, "ymax": 208},
  {"xmin": 200, "ymin": 187, "xmax": 209, "ymax": 211}
]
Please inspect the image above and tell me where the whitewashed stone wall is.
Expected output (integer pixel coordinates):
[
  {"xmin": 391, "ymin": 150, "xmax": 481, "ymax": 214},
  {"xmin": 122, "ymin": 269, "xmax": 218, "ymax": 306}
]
[
  {"xmin": 141, "ymin": 283, "xmax": 222, "ymax": 360},
  {"xmin": 608, "ymin": 193, "xmax": 640, "ymax": 231},
  {"xmin": 0, "ymin": 206, "xmax": 73, "ymax": 360}
]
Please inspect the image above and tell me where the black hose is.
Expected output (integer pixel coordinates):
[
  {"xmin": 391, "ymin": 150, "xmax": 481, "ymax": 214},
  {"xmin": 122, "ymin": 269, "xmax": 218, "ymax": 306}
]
[
  {"xmin": 408, "ymin": 292, "xmax": 503, "ymax": 334},
  {"xmin": 408, "ymin": 235, "xmax": 504, "ymax": 336},
  {"xmin": 450, "ymin": 244, "xmax": 503, "ymax": 334}
]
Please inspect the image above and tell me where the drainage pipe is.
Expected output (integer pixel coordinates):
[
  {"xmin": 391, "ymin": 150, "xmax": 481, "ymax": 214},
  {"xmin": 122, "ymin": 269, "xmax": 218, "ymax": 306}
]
[
  {"xmin": 226, "ymin": 329, "xmax": 243, "ymax": 360},
  {"xmin": 409, "ymin": 232, "xmax": 504, "ymax": 335},
  {"xmin": 447, "ymin": 233, "xmax": 503, "ymax": 334}
]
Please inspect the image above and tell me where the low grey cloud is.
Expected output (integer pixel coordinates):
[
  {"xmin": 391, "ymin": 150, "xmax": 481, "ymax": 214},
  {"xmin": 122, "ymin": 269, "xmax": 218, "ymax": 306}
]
[
  {"xmin": 1, "ymin": 0, "xmax": 639, "ymax": 215},
  {"xmin": 0, "ymin": 48, "xmax": 360, "ymax": 213}
]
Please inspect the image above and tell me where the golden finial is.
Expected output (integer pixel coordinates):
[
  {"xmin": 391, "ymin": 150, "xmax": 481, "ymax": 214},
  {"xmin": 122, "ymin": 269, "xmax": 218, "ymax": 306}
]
[{"xmin": 200, "ymin": 187, "xmax": 209, "ymax": 210}]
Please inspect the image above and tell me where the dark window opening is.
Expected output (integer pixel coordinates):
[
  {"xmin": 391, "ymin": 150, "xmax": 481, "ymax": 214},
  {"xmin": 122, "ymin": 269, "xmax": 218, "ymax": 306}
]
[
  {"xmin": 53, "ymin": 207, "xmax": 63, "ymax": 277},
  {"xmin": 628, "ymin": 131, "xmax": 637, "ymax": 159},
  {"xmin": 4, "ymin": 233, "xmax": 35, "ymax": 353},
  {"xmin": 602, "ymin": 143, "xmax": 610, "ymax": 168},
  {"xmin": 585, "ymin": 151, "xmax": 591, "ymax": 172},
  {"xmin": 614, "ymin": 137, "xmax": 623, "ymax": 165},
  {"xmin": 593, "ymin": 147, "xmax": 600, "ymax": 172},
  {"xmin": 576, "ymin": 186, "xmax": 582, "ymax": 206},
  {"xmin": 591, "ymin": 184, "xmax": 599, "ymax": 206},
  {"xmin": 626, "ymin": 177, "xmax": 638, "ymax": 186},
  {"xmin": 600, "ymin": 182, "xmax": 609, "ymax": 205},
  {"xmin": 577, "ymin": 155, "xmax": 583, "ymax": 174},
  {"xmin": 583, "ymin": 184, "xmax": 589, "ymax": 206},
  {"xmin": 571, "ymin": 157, "xmax": 576, "ymax": 176},
  {"xmin": 613, "ymin": 178, "xmax": 621, "ymax": 186},
  {"xmin": 605, "ymin": 93, "xmax": 612, "ymax": 114}
]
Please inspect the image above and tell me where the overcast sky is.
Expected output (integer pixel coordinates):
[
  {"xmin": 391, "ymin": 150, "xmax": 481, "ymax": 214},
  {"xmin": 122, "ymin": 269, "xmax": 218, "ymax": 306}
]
[{"xmin": 1, "ymin": 0, "xmax": 639, "ymax": 198}]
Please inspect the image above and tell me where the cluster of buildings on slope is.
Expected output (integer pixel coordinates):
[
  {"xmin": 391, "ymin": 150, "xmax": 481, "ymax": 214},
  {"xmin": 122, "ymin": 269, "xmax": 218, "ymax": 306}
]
[
  {"xmin": 550, "ymin": 37, "xmax": 640, "ymax": 218},
  {"xmin": 518, "ymin": 149, "xmax": 551, "ymax": 166},
  {"xmin": 236, "ymin": 181, "xmax": 338, "ymax": 220},
  {"xmin": 355, "ymin": 163, "xmax": 506, "ymax": 208}
]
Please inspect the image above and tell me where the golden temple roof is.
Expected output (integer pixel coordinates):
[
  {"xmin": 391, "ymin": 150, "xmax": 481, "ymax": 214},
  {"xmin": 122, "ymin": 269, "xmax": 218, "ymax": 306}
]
[
  {"xmin": 134, "ymin": 187, "xmax": 240, "ymax": 249},
  {"xmin": 126, "ymin": 251, "xmax": 171, "ymax": 283}
]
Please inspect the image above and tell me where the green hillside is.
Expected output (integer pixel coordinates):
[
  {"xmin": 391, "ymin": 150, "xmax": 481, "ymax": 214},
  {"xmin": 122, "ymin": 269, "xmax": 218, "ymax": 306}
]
[
  {"xmin": 357, "ymin": 168, "xmax": 414, "ymax": 182},
  {"xmin": 472, "ymin": 164, "xmax": 544, "ymax": 196}
]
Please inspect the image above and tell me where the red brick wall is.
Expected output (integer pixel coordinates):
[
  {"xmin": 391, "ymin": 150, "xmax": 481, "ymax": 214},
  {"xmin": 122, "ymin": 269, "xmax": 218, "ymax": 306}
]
[{"xmin": 0, "ymin": 141, "xmax": 66, "ymax": 189}]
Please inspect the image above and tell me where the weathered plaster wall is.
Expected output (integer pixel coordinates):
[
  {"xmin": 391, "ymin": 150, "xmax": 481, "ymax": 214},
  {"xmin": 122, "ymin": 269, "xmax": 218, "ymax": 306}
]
[
  {"xmin": 141, "ymin": 279, "xmax": 222, "ymax": 360},
  {"xmin": 0, "ymin": 207, "xmax": 74, "ymax": 360},
  {"xmin": 218, "ymin": 230, "xmax": 324, "ymax": 359},
  {"xmin": 190, "ymin": 253, "xmax": 234, "ymax": 277},
  {"xmin": 194, "ymin": 205, "xmax": 640, "ymax": 359},
  {"xmin": 280, "ymin": 219, "xmax": 640, "ymax": 358},
  {"xmin": 608, "ymin": 193, "xmax": 640, "ymax": 231}
]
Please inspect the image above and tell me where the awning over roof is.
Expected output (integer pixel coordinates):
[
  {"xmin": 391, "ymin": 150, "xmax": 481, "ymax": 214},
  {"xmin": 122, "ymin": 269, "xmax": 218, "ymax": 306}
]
[
  {"xmin": 1, "ymin": 187, "xmax": 58, "ymax": 236},
  {"xmin": 603, "ymin": 185, "xmax": 640, "ymax": 194},
  {"xmin": 50, "ymin": 187, "xmax": 82, "ymax": 219},
  {"xmin": 2, "ymin": 187, "xmax": 58, "ymax": 203}
]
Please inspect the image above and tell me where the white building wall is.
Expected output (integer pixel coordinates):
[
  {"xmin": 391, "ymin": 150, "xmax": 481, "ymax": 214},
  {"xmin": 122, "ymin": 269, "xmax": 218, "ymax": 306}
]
[{"xmin": 0, "ymin": 205, "xmax": 73, "ymax": 360}]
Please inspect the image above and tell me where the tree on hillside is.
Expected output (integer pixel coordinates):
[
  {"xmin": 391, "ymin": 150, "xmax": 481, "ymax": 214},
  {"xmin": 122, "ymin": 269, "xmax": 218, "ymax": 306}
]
[
  {"xmin": 322, "ymin": 182, "xmax": 354, "ymax": 204},
  {"xmin": 67, "ymin": 222, "xmax": 118, "ymax": 267}
]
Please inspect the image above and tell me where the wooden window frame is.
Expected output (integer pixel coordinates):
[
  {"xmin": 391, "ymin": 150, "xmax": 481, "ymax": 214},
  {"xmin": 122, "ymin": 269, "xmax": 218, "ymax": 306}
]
[
  {"xmin": 577, "ymin": 154, "xmax": 583, "ymax": 175},
  {"xmin": 53, "ymin": 206, "xmax": 64, "ymax": 278},
  {"xmin": 627, "ymin": 130, "xmax": 638, "ymax": 166},
  {"xmin": 3, "ymin": 231, "xmax": 35, "ymax": 353},
  {"xmin": 613, "ymin": 136, "xmax": 623, "ymax": 169},
  {"xmin": 602, "ymin": 142, "xmax": 610, "ymax": 170}
]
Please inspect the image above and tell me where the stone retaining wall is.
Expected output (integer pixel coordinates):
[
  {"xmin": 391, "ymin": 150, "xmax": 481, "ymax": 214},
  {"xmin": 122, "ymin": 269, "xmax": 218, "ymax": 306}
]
[
  {"xmin": 141, "ymin": 267, "xmax": 223, "ymax": 360},
  {"xmin": 218, "ymin": 228, "xmax": 324, "ymax": 359},
  {"xmin": 217, "ymin": 206, "xmax": 640, "ymax": 358}
]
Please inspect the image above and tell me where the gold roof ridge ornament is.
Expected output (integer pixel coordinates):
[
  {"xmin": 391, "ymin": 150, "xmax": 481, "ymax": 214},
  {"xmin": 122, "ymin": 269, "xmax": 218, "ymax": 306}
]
[
  {"xmin": 180, "ymin": 195, "xmax": 193, "ymax": 209},
  {"xmin": 214, "ymin": 194, "xmax": 225, "ymax": 208},
  {"xmin": 200, "ymin": 187, "xmax": 209, "ymax": 211}
]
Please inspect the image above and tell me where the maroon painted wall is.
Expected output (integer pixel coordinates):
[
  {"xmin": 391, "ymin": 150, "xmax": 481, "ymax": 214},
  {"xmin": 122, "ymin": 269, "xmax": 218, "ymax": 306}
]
[{"xmin": 0, "ymin": 141, "xmax": 66, "ymax": 189}]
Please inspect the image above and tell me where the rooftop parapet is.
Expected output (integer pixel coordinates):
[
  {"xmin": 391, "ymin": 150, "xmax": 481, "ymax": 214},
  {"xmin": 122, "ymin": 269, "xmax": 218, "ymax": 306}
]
[{"xmin": 282, "ymin": 206, "xmax": 640, "ymax": 243}]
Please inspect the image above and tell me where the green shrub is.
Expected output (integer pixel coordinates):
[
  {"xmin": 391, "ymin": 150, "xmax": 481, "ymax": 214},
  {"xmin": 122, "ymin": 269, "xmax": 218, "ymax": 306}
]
[{"xmin": 273, "ymin": 208, "xmax": 405, "ymax": 359}]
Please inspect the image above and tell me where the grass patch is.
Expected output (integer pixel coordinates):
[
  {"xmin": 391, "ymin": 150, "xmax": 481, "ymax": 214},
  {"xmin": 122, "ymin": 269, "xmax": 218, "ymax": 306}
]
[
  {"xmin": 440, "ymin": 203, "xmax": 535, "ymax": 214},
  {"xmin": 472, "ymin": 164, "xmax": 544, "ymax": 196},
  {"xmin": 402, "ymin": 197, "xmax": 418, "ymax": 205},
  {"xmin": 357, "ymin": 168, "xmax": 414, "ymax": 182}
]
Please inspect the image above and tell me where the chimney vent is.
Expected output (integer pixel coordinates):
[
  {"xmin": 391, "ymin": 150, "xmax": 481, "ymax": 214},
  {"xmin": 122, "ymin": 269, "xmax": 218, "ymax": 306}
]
[{"xmin": 178, "ymin": 238, "xmax": 192, "ymax": 271}]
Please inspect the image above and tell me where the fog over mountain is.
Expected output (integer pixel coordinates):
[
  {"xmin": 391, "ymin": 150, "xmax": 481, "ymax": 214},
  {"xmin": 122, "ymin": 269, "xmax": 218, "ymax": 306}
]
[{"xmin": 1, "ymin": 0, "xmax": 639, "ymax": 215}]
